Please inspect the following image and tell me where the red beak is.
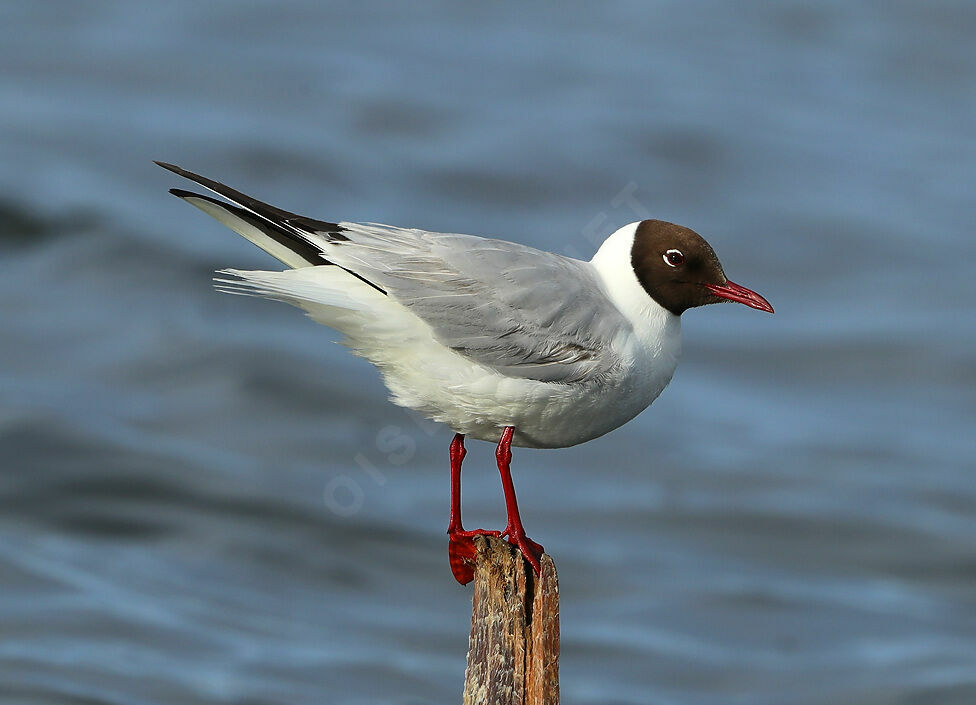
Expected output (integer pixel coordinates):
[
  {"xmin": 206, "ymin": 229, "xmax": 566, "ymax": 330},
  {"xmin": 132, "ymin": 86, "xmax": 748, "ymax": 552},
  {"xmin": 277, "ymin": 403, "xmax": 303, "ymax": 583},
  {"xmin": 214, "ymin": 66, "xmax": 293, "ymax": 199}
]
[{"xmin": 705, "ymin": 280, "xmax": 774, "ymax": 313}]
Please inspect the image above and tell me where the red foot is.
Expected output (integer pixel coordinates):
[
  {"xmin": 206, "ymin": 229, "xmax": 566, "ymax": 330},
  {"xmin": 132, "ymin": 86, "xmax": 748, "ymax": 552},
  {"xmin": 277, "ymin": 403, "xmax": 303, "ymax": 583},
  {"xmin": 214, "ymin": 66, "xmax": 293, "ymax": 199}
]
[
  {"xmin": 448, "ymin": 534, "xmax": 476, "ymax": 585},
  {"xmin": 501, "ymin": 527, "xmax": 545, "ymax": 576},
  {"xmin": 448, "ymin": 528, "xmax": 502, "ymax": 584},
  {"xmin": 449, "ymin": 528, "xmax": 502, "ymax": 539}
]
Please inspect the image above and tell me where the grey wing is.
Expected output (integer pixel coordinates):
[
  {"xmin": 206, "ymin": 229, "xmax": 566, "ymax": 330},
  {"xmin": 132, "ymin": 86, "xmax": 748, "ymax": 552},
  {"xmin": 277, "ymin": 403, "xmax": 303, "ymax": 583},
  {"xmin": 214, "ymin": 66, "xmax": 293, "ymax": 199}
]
[{"xmin": 319, "ymin": 223, "xmax": 632, "ymax": 383}]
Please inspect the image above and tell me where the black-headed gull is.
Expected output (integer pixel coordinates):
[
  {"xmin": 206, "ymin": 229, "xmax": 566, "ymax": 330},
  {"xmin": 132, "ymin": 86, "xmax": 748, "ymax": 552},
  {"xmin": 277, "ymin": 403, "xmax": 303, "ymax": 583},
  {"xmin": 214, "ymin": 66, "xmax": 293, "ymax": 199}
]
[{"xmin": 157, "ymin": 162, "xmax": 773, "ymax": 584}]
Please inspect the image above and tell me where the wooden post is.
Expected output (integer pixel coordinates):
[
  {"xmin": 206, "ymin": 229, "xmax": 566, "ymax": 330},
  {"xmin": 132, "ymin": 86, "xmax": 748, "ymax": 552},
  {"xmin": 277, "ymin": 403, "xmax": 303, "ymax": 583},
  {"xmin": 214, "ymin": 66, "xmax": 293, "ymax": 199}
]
[{"xmin": 462, "ymin": 536, "xmax": 559, "ymax": 705}]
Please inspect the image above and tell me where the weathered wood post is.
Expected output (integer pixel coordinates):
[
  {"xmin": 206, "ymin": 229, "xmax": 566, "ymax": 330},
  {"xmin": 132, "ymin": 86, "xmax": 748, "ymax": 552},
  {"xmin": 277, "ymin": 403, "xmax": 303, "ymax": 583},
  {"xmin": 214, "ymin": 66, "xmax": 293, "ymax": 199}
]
[{"xmin": 462, "ymin": 536, "xmax": 559, "ymax": 704}]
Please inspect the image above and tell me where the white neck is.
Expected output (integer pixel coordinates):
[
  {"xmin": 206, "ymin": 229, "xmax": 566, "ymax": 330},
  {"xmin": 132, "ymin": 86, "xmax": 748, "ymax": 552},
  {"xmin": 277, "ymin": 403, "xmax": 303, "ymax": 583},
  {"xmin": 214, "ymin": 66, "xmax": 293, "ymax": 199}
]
[{"xmin": 590, "ymin": 222, "xmax": 681, "ymax": 354}]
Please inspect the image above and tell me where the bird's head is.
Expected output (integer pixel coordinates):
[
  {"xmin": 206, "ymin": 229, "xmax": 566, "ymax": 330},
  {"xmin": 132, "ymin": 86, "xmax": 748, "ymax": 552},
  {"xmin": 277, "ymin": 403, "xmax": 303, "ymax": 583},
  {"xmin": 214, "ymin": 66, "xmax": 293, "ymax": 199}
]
[{"xmin": 630, "ymin": 220, "xmax": 774, "ymax": 315}]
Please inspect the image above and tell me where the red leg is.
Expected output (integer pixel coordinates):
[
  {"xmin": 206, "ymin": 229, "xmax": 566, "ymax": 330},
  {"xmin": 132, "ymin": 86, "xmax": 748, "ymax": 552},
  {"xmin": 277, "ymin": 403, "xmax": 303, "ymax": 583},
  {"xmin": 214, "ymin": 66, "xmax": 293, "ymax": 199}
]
[
  {"xmin": 447, "ymin": 432, "xmax": 465, "ymax": 535},
  {"xmin": 447, "ymin": 433, "xmax": 500, "ymax": 585},
  {"xmin": 495, "ymin": 426, "xmax": 544, "ymax": 576}
]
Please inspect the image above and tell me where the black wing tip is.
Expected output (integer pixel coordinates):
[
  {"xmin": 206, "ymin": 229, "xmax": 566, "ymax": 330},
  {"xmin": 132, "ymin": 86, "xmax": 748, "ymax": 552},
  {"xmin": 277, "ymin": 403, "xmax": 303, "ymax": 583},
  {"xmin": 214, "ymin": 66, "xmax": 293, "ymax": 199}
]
[
  {"xmin": 159, "ymin": 162, "xmax": 384, "ymax": 294},
  {"xmin": 156, "ymin": 161, "xmax": 209, "ymax": 183},
  {"xmin": 155, "ymin": 160, "xmax": 182, "ymax": 173},
  {"xmin": 169, "ymin": 188, "xmax": 232, "ymax": 209},
  {"xmin": 157, "ymin": 160, "xmax": 347, "ymax": 235}
]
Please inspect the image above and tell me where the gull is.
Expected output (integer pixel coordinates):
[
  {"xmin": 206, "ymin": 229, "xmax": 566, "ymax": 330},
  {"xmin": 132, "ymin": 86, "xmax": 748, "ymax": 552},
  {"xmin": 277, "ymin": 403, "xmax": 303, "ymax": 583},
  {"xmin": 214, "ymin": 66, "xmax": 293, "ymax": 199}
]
[{"xmin": 157, "ymin": 162, "xmax": 773, "ymax": 584}]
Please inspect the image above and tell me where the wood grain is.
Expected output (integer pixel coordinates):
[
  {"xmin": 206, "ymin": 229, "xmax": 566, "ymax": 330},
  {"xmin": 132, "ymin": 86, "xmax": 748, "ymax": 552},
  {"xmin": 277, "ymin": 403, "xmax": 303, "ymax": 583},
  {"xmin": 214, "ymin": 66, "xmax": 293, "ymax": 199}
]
[{"xmin": 462, "ymin": 536, "xmax": 559, "ymax": 705}]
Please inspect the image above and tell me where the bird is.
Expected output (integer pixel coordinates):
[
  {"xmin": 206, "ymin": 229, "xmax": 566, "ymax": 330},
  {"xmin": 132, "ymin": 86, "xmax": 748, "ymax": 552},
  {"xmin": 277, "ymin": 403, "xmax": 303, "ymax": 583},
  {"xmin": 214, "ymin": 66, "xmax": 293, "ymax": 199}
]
[{"xmin": 156, "ymin": 161, "xmax": 773, "ymax": 585}]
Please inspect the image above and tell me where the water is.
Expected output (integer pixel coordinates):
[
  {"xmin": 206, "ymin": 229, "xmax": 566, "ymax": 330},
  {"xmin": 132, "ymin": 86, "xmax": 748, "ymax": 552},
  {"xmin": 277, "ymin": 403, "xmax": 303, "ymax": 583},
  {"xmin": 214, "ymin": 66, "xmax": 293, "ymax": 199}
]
[{"xmin": 2, "ymin": 2, "xmax": 974, "ymax": 703}]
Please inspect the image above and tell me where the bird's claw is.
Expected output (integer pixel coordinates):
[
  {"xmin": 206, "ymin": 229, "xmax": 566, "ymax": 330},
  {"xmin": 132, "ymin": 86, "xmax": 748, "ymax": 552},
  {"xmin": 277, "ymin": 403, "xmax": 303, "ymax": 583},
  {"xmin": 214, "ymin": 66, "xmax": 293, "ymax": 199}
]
[{"xmin": 502, "ymin": 528, "xmax": 544, "ymax": 576}]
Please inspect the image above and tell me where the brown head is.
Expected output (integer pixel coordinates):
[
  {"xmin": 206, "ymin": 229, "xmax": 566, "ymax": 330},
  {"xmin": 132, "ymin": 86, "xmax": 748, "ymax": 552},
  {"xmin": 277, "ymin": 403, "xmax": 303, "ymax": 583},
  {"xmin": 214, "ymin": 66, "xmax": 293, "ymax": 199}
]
[{"xmin": 630, "ymin": 219, "xmax": 774, "ymax": 316}]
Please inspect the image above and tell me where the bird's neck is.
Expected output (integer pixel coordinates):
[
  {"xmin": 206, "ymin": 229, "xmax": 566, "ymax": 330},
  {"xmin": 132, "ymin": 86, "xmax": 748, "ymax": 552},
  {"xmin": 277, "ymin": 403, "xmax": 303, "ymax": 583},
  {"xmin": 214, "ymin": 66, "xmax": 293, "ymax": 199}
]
[{"xmin": 590, "ymin": 223, "xmax": 682, "ymax": 348}]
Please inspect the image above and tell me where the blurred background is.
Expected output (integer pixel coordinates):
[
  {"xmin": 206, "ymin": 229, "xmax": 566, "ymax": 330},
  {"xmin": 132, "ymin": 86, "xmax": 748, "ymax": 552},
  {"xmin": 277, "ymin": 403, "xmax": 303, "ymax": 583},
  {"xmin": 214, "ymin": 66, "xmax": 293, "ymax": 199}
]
[{"xmin": 1, "ymin": 2, "xmax": 974, "ymax": 703}]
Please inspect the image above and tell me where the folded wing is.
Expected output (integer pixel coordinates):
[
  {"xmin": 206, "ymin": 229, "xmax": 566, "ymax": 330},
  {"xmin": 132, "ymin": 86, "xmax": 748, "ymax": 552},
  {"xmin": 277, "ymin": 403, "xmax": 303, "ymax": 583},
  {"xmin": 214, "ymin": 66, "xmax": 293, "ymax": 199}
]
[{"xmin": 320, "ymin": 223, "xmax": 631, "ymax": 383}]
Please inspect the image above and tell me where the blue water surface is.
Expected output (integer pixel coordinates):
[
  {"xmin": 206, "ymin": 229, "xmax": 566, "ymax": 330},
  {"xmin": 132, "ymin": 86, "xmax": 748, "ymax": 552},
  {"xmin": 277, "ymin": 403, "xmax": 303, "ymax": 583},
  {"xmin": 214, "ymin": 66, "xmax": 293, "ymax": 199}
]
[{"xmin": 1, "ymin": 2, "xmax": 974, "ymax": 703}]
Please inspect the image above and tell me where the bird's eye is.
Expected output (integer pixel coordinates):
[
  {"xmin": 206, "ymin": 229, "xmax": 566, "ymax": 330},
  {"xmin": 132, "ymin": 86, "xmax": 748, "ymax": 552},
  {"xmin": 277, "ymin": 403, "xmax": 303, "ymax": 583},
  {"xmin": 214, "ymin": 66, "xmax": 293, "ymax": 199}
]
[{"xmin": 664, "ymin": 249, "xmax": 684, "ymax": 267}]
